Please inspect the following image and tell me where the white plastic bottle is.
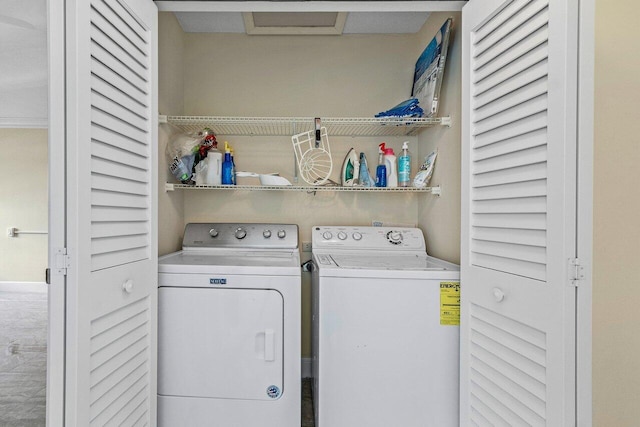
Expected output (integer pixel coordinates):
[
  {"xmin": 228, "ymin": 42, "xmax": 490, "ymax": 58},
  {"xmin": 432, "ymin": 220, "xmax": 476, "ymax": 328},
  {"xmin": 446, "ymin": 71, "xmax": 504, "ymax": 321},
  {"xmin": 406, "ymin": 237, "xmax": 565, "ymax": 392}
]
[
  {"xmin": 398, "ymin": 141, "xmax": 411, "ymax": 187},
  {"xmin": 382, "ymin": 146, "xmax": 398, "ymax": 188},
  {"xmin": 204, "ymin": 149, "xmax": 222, "ymax": 185}
]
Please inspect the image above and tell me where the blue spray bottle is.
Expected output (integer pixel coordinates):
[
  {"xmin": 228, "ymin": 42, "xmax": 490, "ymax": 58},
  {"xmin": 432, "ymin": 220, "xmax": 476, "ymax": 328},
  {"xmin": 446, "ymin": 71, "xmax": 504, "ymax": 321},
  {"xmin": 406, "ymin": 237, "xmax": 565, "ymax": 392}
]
[
  {"xmin": 375, "ymin": 144, "xmax": 387, "ymax": 188},
  {"xmin": 221, "ymin": 141, "xmax": 234, "ymax": 185}
]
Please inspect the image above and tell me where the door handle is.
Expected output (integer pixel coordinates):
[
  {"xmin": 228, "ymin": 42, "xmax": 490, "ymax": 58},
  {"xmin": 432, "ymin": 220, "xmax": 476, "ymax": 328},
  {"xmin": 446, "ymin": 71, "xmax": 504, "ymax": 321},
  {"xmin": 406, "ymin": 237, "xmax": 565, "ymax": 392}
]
[
  {"xmin": 265, "ymin": 329, "xmax": 275, "ymax": 361},
  {"xmin": 122, "ymin": 279, "xmax": 134, "ymax": 294},
  {"xmin": 492, "ymin": 287, "xmax": 505, "ymax": 302}
]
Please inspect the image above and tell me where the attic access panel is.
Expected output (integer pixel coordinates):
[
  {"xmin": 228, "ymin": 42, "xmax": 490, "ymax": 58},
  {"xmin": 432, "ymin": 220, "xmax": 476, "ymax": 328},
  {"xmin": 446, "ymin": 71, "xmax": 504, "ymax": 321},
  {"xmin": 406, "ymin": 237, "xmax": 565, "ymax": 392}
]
[{"xmin": 243, "ymin": 11, "xmax": 348, "ymax": 34}]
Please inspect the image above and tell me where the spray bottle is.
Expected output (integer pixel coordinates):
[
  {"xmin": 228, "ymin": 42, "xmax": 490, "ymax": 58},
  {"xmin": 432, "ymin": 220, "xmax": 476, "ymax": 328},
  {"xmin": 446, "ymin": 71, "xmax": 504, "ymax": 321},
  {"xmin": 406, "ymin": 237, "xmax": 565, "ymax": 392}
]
[
  {"xmin": 229, "ymin": 145, "xmax": 237, "ymax": 185},
  {"xmin": 380, "ymin": 142, "xmax": 398, "ymax": 188},
  {"xmin": 221, "ymin": 141, "xmax": 234, "ymax": 185},
  {"xmin": 375, "ymin": 144, "xmax": 387, "ymax": 187},
  {"xmin": 398, "ymin": 141, "xmax": 411, "ymax": 187}
]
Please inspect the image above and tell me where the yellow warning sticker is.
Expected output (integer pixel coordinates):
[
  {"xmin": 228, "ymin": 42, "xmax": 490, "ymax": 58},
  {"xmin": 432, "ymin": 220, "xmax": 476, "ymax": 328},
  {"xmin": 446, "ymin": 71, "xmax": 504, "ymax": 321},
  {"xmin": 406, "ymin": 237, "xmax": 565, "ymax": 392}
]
[{"xmin": 440, "ymin": 282, "xmax": 460, "ymax": 326}]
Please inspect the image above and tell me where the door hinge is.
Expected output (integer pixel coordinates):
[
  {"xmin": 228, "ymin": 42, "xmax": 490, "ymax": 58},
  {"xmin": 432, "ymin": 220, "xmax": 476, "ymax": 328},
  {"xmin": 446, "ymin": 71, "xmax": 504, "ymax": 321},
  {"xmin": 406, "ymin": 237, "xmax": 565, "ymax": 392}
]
[
  {"xmin": 568, "ymin": 258, "xmax": 585, "ymax": 287},
  {"xmin": 52, "ymin": 248, "xmax": 71, "ymax": 277}
]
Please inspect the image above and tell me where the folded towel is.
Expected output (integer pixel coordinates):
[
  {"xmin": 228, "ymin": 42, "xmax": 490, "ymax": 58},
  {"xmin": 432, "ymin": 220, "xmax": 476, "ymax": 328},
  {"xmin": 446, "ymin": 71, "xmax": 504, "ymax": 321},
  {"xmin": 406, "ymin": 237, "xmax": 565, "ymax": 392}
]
[{"xmin": 375, "ymin": 98, "xmax": 424, "ymax": 118}]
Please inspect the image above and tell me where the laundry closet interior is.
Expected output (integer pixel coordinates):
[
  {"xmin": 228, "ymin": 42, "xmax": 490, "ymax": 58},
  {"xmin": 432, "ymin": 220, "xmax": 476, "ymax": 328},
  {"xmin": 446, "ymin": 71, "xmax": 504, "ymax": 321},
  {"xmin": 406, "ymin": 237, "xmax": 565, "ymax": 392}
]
[{"xmin": 156, "ymin": 2, "xmax": 464, "ymax": 361}]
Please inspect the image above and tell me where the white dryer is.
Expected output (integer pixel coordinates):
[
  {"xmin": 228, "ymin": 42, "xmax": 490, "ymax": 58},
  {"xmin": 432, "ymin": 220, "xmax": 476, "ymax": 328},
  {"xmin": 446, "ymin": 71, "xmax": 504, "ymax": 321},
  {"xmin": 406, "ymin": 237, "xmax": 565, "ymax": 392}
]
[
  {"xmin": 158, "ymin": 223, "xmax": 301, "ymax": 427},
  {"xmin": 311, "ymin": 226, "xmax": 460, "ymax": 427}
]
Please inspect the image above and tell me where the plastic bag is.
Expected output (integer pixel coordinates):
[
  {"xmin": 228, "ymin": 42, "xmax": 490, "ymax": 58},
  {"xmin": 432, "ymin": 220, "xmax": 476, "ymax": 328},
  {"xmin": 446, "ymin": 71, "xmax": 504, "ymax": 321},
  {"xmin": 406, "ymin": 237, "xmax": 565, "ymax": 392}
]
[
  {"xmin": 412, "ymin": 150, "xmax": 437, "ymax": 188},
  {"xmin": 166, "ymin": 133, "xmax": 204, "ymax": 183}
]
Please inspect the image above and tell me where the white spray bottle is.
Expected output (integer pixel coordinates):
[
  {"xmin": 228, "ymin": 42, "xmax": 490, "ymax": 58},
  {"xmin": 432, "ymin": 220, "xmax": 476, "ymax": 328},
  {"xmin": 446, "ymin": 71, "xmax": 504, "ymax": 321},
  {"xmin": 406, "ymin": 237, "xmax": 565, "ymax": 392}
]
[{"xmin": 380, "ymin": 142, "xmax": 397, "ymax": 188}]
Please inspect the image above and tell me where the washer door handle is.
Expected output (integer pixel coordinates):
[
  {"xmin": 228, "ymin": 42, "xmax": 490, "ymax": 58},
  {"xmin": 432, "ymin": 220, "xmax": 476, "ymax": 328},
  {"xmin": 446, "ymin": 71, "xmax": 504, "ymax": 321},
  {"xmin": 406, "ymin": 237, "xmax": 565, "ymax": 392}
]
[{"xmin": 265, "ymin": 329, "xmax": 275, "ymax": 361}]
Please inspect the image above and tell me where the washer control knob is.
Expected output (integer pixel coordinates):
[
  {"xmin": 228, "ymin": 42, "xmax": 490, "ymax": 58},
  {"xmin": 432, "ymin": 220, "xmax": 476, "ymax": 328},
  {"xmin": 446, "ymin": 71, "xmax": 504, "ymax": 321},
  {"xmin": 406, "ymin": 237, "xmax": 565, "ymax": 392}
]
[
  {"xmin": 322, "ymin": 231, "xmax": 333, "ymax": 240},
  {"xmin": 209, "ymin": 228, "xmax": 219, "ymax": 238},
  {"xmin": 263, "ymin": 229, "xmax": 272, "ymax": 238},
  {"xmin": 337, "ymin": 231, "xmax": 348, "ymax": 240},
  {"xmin": 235, "ymin": 228, "xmax": 247, "ymax": 239},
  {"xmin": 387, "ymin": 230, "xmax": 403, "ymax": 244},
  {"xmin": 352, "ymin": 232, "xmax": 363, "ymax": 241},
  {"xmin": 277, "ymin": 230, "xmax": 287, "ymax": 239}
]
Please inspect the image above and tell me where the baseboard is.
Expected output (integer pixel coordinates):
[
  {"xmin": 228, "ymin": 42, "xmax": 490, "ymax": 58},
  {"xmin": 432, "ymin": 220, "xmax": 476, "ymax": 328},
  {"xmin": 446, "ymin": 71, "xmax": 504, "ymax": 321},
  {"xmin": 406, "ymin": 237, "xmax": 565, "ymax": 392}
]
[
  {"xmin": 302, "ymin": 357, "xmax": 312, "ymax": 378},
  {"xmin": 0, "ymin": 281, "xmax": 47, "ymax": 293}
]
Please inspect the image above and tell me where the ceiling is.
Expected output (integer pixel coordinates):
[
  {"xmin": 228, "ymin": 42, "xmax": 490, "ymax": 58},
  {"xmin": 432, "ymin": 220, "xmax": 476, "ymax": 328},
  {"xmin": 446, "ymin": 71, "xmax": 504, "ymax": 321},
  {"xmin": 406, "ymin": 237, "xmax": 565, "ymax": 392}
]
[
  {"xmin": 174, "ymin": 11, "xmax": 432, "ymax": 34},
  {"xmin": 158, "ymin": 1, "xmax": 466, "ymax": 35}
]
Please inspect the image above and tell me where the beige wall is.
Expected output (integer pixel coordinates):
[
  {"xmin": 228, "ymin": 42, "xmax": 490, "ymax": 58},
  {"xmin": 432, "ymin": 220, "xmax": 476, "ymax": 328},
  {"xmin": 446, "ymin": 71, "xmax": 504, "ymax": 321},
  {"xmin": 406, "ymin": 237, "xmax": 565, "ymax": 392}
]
[
  {"xmin": 179, "ymin": 29, "xmax": 425, "ymax": 357},
  {"xmin": 593, "ymin": 1, "xmax": 640, "ymax": 425},
  {"xmin": 158, "ymin": 12, "xmax": 186, "ymax": 255},
  {"xmin": 0, "ymin": 128, "xmax": 48, "ymax": 282},
  {"xmin": 416, "ymin": 12, "xmax": 462, "ymax": 264}
]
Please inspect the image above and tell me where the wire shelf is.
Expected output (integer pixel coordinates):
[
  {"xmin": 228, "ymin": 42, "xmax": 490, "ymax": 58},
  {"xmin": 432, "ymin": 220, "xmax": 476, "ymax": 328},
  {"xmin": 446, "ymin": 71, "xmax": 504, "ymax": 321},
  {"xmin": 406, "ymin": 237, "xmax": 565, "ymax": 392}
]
[
  {"xmin": 165, "ymin": 183, "xmax": 440, "ymax": 194},
  {"xmin": 161, "ymin": 115, "xmax": 451, "ymax": 137}
]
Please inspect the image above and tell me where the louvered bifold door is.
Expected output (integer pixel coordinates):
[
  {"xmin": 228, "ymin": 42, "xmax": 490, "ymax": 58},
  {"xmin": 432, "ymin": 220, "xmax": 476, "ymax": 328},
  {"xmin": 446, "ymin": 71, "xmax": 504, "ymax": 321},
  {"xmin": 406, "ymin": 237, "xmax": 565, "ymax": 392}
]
[
  {"xmin": 65, "ymin": 0, "xmax": 158, "ymax": 426},
  {"xmin": 460, "ymin": 0, "xmax": 578, "ymax": 426}
]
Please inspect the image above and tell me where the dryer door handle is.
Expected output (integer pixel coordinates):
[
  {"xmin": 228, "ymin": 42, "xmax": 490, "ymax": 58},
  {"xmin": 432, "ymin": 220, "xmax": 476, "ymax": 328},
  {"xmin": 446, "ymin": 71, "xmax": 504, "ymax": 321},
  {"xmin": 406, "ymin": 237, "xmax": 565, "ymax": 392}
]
[{"xmin": 265, "ymin": 329, "xmax": 275, "ymax": 361}]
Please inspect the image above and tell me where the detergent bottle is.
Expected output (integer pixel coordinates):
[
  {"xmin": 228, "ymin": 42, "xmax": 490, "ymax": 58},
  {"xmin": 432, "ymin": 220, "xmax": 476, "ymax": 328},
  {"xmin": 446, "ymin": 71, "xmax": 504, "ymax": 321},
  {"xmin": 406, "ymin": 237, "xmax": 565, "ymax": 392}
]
[
  {"xmin": 203, "ymin": 145, "xmax": 222, "ymax": 185},
  {"xmin": 380, "ymin": 142, "xmax": 398, "ymax": 188}
]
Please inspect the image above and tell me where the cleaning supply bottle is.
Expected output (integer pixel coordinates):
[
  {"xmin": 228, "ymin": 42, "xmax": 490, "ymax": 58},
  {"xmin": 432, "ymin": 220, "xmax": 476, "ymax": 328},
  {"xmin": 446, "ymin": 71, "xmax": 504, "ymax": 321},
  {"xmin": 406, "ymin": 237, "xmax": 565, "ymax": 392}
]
[
  {"xmin": 229, "ymin": 145, "xmax": 237, "ymax": 185},
  {"xmin": 204, "ymin": 147, "xmax": 223, "ymax": 185},
  {"xmin": 380, "ymin": 143, "xmax": 398, "ymax": 188},
  {"xmin": 375, "ymin": 145, "xmax": 387, "ymax": 188},
  {"xmin": 358, "ymin": 152, "xmax": 375, "ymax": 187},
  {"xmin": 398, "ymin": 141, "xmax": 411, "ymax": 187},
  {"xmin": 221, "ymin": 142, "xmax": 234, "ymax": 185}
]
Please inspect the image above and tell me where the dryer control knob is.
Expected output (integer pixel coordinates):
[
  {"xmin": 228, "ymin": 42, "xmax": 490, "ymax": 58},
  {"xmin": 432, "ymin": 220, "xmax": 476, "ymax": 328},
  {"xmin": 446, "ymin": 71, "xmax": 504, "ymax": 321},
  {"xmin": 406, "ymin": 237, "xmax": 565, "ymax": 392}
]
[
  {"xmin": 235, "ymin": 228, "xmax": 247, "ymax": 239},
  {"xmin": 322, "ymin": 231, "xmax": 333, "ymax": 240},
  {"xmin": 209, "ymin": 228, "xmax": 219, "ymax": 238},
  {"xmin": 263, "ymin": 230, "xmax": 272, "ymax": 238},
  {"xmin": 352, "ymin": 232, "xmax": 363, "ymax": 241},
  {"xmin": 277, "ymin": 230, "xmax": 286, "ymax": 239},
  {"xmin": 337, "ymin": 232, "xmax": 348, "ymax": 240}
]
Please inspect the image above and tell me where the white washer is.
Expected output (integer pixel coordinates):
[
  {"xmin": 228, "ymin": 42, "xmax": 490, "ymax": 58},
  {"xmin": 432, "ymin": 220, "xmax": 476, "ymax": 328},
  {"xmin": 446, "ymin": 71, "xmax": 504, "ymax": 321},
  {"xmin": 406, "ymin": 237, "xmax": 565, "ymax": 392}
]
[
  {"xmin": 311, "ymin": 226, "xmax": 460, "ymax": 427},
  {"xmin": 158, "ymin": 223, "xmax": 301, "ymax": 427}
]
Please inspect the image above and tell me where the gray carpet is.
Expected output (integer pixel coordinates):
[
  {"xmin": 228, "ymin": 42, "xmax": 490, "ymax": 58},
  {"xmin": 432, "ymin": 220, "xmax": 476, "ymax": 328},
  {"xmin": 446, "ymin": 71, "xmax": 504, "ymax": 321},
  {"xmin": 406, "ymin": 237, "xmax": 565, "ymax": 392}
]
[
  {"xmin": 302, "ymin": 378, "xmax": 315, "ymax": 427},
  {"xmin": 0, "ymin": 288, "xmax": 47, "ymax": 427}
]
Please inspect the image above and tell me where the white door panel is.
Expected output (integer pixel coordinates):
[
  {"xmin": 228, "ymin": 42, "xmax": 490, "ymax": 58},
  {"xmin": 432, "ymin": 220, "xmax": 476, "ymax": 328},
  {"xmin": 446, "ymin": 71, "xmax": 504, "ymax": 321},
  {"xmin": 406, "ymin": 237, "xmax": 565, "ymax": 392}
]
[
  {"xmin": 158, "ymin": 287, "xmax": 284, "ymax": 401},
  {"xmin": 461, "ymin": 0, "xmax": 577, "ymax": 425},
  {"xmin": 64, "ymin": 0, "xmax": 158, "ymax": 425}
]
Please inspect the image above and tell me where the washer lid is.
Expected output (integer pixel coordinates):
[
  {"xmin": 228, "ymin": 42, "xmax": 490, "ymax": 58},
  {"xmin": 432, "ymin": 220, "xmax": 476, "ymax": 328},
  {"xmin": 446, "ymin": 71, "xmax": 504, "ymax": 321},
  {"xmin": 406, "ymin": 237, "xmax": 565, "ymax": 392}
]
[
  {"xmin": 330, "ymin": 254, "xmax": 450, "ymax": 270},
  {"xmin": 314, "ymin": 253, "xmax": 459, "ymax": 280},
  {"xmin": 329, "ymin": 253, "xmax": 460, "ymax": 270}
]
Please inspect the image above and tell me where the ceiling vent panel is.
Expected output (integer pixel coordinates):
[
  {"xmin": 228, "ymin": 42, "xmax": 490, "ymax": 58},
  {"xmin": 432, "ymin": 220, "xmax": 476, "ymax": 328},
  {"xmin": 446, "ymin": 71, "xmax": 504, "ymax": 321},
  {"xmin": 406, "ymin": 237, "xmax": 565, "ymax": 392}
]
[{"xmin": 242, "ymin": 12, "xmax": 347, "ymax": 35}]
